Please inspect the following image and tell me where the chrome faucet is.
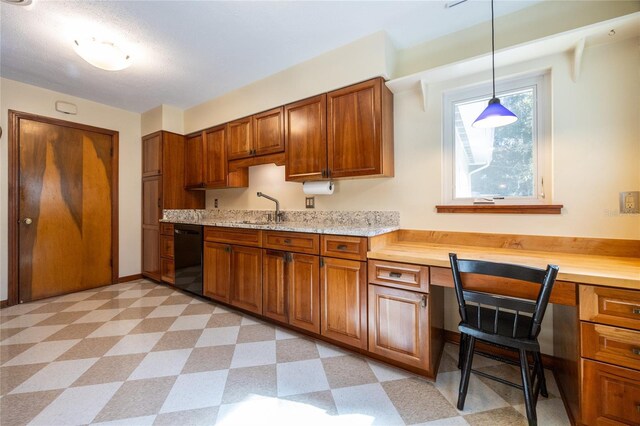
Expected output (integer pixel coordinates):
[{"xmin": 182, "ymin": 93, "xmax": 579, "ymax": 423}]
[{"xmin": 257, "ymin": 192, "xmax": 284, "ymax": 223}]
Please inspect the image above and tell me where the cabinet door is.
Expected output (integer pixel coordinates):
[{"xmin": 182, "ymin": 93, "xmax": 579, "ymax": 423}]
[
  {"xmin": 142, "ymin": 228, "xmax": 160, "ymax": 280},
  {"xmin": 263, "ymin": 250, "xmax": 288, "ymax": 324},
  {"xmin": 184, "ymin": 132, "xmax": 204, "ymax": 188},
  {"xmin": 142, "ymin": 132, "xmax": 162, "ymax": 177},
  {"xmin": 254, "ymin": 107, "xmax": 284, "ymax": 156},
  {"xmin": 203, "ymin": 125, "xmax": 227, "ymax": 187},
  {"xmin": 289, "ymin": 253, "xmax": 320, "ymax": 334},
  {"xmin": 226, "ymin": 117, "xmax": 253, "ymax": 160},
  {"xmin": 142, "ymin": 176, "xmax": 162, "ymax": 227},
  {"xmin": 320, "ymin": 257, "xmax": 367, "ymax": 349},
  {"xmin": 230, "ymin": 245, "xmax": 263, "ymax": 315},
  {"xmin": 285, "ymin": 95, "xmax": 327, "ymax": 182},
  {"xmin": 203, "ymin": 242, "xmax": 231, "ymax": 303},
  {"xmin": 582, "ymin": 359, "xmax": 640, "ymax": 426},
  {"xmin": 327, "ymin": 78, "xmax": 382, "ymax": 178},
  {"xmin": 368, "ymin": 284, "xmax": 430, "ymax": 370}
]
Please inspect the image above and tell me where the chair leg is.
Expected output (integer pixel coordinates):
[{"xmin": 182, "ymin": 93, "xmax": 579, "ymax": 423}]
[
  {"xmin": 458, "ymin": 333, "xmax": 466, "ymax": 369},
  {"xmin": 457, "ymin": 336, "xmax": 475, "ymax": 410},
  {"xmin": 533, "ymin": 351, "xmax": 548, "ymax": 398},
  {"xmin": 519, "ymin": 349, "xmax": 537, "ymax": 426}
]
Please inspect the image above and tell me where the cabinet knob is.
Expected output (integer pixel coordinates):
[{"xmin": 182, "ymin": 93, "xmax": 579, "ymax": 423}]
[
  {"xmin": 337, "ymin": 244, "xmax": 348, "ymax": 250},
  {"xmin": 420, "ymin": 295, "xmax": 427, "ymax": 308},
  {"xmin": 632, "ymin": 348, "xmax": 640, "ymax": 356},
  {"xmin": 633, "ymin": 307, "xmax": 640, "ymax": 315},
  {"xmin": 284, "ymin": 239, "xmax": 292, "ymax": 244}
]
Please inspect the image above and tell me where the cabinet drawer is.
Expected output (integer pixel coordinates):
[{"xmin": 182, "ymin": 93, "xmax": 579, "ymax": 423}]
[
  {"xmin": 204, "ymin": 226, "xmax": 262, "ymax": 247},
  {"xmin": 161, "ymin": 258, "xmax": 175, "ymax": 284},
  {"xmin": 368, "ymin": 260, "xmax": 429, "ymax": 293},
  {"xmin": 582, "ymin": 359, "xmax": 640, "ymax": 426},
  {"xmin": 582, "ymin": 322, "xmax": 640, "ymax": 371},
  {"xmin": 160, "ymin": 235, "xmax": 174, "ymax": 259},
  {"xmin": 321, "ymin": 235, "xmax": 367, "ymax": 261},
  {"xmin": 264, "ymin": 231, "xmax": 319, "ymax": 255},
  {"xmin": 580, "ymin": 285, "xmax": 640, "ymax": 330}
]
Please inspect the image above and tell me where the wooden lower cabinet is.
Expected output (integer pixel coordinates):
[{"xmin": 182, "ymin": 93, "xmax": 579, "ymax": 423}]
[
  {"xmin": 203, "ymin": 242, "xmax": 231, "ymax": 303},
  {"xmin": 320, "ymin": 257, "xmax": 367, "ymax": 349},
  {"xmin": 230, "ymin": 246, "xmax": 263, "ymax": 315},
  {"xmin": 142, "ymin": 228, "xmax": 160, "ymax": 280},
  {"xmin": 582, "ymin": 359, "xmax": 640, "ymax": 425},
  {"xmin": 368, "ymin": 284, "xmax": 430, "ymax": 371},
  {"xmin": 262, "ymin": 250, "xmax": 320, "ymax": 334},
  {"xmin": 160, "ymin": 258, "xmax": 175, "ymax": 284}
]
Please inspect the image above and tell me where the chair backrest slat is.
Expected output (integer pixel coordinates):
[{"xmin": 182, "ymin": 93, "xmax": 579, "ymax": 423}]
[{"xmin": 450, "ymin": 253, "xmax": 559, "ymax": 340}]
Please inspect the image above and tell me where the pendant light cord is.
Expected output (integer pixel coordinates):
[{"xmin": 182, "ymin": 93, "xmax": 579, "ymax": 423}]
[{"xmin": 491, "ymin": 0, "xmax": 496, "ymax": 99}]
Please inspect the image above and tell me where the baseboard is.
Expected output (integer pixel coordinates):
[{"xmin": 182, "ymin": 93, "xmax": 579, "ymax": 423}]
[
  {"xmin": 0, "ymin": 299, "xmax": 9, "ymax": 309},
  {"xmin": 118, "ymin": 274, "xmax": 144, "ymax": 283},
  {"xmin": 444, "ymin": 330, "xmax": 556, "ymax": 370}
]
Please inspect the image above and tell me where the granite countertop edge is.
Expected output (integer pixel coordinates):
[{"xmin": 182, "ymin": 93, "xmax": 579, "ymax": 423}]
[{"xmin": 161, "ymin": 219, "xmax": 399, "ymax": 237}]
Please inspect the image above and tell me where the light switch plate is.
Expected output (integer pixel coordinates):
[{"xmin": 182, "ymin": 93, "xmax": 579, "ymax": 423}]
[
  {"xmin": 305, "ymin": 197, "xmax": 315, "ymax": 209},
  {"xmin": 620, "ymin": 191, "xmax": 639, "ymax": 214}
]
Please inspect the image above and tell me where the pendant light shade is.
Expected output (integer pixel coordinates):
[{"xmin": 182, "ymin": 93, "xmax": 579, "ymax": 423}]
[
  {"xmin": 472, "ymin": 98, "xmax": 517, "ymax": 128},
  {"xmin": 472, "ymin": 0, "xmax": 517, "ymax": 129}
]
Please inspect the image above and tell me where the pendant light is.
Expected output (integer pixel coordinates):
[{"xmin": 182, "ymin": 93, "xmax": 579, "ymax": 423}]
[{"xmin": 472, "ymin": 0, "xmax": 517, "ymax": 128}]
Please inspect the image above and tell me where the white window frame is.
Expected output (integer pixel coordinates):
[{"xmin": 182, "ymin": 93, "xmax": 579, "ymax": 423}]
[{"xmin": 442, "ymin": 71, "xmax": 551, "ymax": 205}]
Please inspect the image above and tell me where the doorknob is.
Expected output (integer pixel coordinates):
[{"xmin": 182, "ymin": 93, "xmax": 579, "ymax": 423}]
[{"xmin": 23, "ymin": 218, "xmax": 33, "ymax": 225}]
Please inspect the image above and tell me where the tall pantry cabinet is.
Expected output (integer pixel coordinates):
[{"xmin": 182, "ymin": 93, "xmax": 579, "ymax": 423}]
[{"xmin": 142, "ymin": 131, "xmax": 204, "ymax": 281}]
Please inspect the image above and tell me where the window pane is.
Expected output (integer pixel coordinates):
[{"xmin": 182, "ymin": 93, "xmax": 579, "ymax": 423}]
[{"xmin": 453, "ymin": 88, "xmax": 535, "ymax": 199}]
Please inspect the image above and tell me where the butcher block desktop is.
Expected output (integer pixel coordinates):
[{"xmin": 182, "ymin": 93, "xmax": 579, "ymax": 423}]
[{"xmin": 367, "ymin": 229, "xmax": 640, "ymax": 426}]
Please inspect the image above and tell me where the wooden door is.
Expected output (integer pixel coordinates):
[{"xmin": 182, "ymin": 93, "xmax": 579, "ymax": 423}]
[
  {"xmin": 142, "ymin": 176, "xmax": 162, "ymax": 280},
  {"xmin": 184, "ymin": 132, "xmax": 204, "ymax": 188},
  {"xmin": 226, "ymin": 117, "xmax": 253, "ymax": 160},
  {"xmin": 230, "ymin": 245, "xmax": 263, "ymax": 314},
  {"xmin": 368, "ymin": 285, "xmax": 430, "ymax": 370},
  {"xmin": 289, "ymin": 253, "xmax": 320, "ymax": 334},
  {"xmin": 284, "ymin": 95, "xmax": 327, "ymax": 182},
  {"xmin": 203, "ymin": 242, "xmax": 231, "ymax": 303},
  {"xmin": 327, "ymin": 78, "xmax": 382, "ymax": 178},
  {"xmin": 142, "ymin": 132, "xmax": 162, "ymax": 177},
  {"xmin": 320, "ymin": 257, "xmax": 367, "ymax": 349},
  {"xmin": 203, "ymin": 125, "xmax": 227, "ymax": 187},
  {"xmin": 254, "ymin": 107, "xmax": 284, "ymax": 156},
  {"xmin": 263, "ymin": 250, "xmax": 288, "ymax": 324},
  {"xmin": 16, "ymin": 116, "xmax": 115, "ymax": 302}
]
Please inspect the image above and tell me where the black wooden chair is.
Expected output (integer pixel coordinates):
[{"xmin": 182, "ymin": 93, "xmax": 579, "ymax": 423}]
[{"xmin": 449, "ymin": 253, "xmax": 559, "ymax": 426}]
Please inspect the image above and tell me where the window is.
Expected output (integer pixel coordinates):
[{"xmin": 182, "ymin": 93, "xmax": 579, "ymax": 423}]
[{"xmin": 443, "ymin": 73, "xmax": 550, "ymax": 204}]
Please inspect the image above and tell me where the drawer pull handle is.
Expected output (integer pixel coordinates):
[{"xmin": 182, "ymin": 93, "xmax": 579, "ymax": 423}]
[
  {"xmin": 284, "ymin": 239, "xmax": 292, "ymax": 244},
  {"xmin": 337, "ymin": 244, "xmax": 348, "ymax": 250},
  {"xmin": 633, "ymin": 308, "xmax": 640, "ymax": 315},
  {"xmin": 632, "ymin": 348, "xmax": 640, "ymax": 356},
  {"xmin": 389, "ymin": 272, "xmax": 402, "ymax": 279}
]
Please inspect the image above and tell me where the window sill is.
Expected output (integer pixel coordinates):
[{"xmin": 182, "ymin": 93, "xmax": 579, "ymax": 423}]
[{"xmin": 435, "ymin": 204, "xmax": 563, "ymax": 214}]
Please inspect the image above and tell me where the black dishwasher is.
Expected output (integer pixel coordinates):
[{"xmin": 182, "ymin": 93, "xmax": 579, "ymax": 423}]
[{"xmin": 173, "ymin": 224, "xmax": 203, "ymax": 296}]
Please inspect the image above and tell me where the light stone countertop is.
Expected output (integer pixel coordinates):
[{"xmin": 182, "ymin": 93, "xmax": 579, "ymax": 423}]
[{"xmin": 161, "ymin": 209, "xmax": 400, "ymax": 237}]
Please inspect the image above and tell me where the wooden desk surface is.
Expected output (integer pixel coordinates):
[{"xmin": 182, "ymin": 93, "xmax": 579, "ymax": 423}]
[{"xmin": 368, "ymin": 236, "xmax": 640, "ymax": 290}]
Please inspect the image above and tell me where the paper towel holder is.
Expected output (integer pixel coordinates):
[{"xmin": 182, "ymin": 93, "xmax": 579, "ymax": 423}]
[{"xmin": 302, "ymin": 180, "xmax": 334, "ymax": 195}]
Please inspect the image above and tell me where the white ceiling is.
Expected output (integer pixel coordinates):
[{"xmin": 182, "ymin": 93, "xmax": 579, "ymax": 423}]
[{"xmin": 1, "ymin": 0, "xmax": 541, "ymax": 113}]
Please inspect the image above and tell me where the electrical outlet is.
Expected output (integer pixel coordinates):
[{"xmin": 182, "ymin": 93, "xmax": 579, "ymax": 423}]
[
  {"xmin": 305, "ymin": 197, "xmax": 315, "ymax": 209},
  {"xmin": 620, "ymin": 191, "xmax": 639, "ymax": 214},
  {"xmin": 214, "ymin": 198, "xmax": 219, "ymax": 208}
]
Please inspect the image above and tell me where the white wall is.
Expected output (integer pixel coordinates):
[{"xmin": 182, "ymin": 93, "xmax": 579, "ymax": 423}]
[{"xmin": 0, "ymin": 78, "xmax": 142, "ymax": 300}]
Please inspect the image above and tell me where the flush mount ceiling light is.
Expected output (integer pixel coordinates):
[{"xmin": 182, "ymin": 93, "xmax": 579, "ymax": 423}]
[
  {"xmin": 472, "ymin": 0, "xmax": 517, "ymax": 129},
  {"xmin": 1, "ymin": 0, "xmax": 33, "ymax": 5},
  {"xmin": 73, "ymin": 37, "xmax": 132, "ymax": 71}
]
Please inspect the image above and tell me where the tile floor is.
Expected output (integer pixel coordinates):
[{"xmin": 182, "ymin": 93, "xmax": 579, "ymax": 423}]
[{"xmin": 0, "ymin": 280, "xmax": 571, "ymax": 425}]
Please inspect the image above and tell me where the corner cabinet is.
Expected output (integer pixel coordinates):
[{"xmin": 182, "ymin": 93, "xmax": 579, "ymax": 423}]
[
  {"xmin": 285, "ymin": 77, "xmax": 394, "ymax": 182},
  {"xmin": 184, "ymin": 127, "xmax": 248, "ymax": 190},
  {"xmin": 141, "ymin": 131, "xmax": 204, "ymax": 281}
]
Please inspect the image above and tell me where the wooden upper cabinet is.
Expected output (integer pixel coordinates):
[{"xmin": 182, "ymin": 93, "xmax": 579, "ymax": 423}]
[
  {"xmin": 203, "ymin": 125, "xmax": 227, "ymax": 187},
  {"xmin": 142, "ymin": 133, "xmax": 162, "ymax": 177},
  {"xmin": 327, "ymin": 77, "xmax": 393, "ymax": 178},
  {"xmin": 226, "ymin": 117, "xmax": 253, "ymax": 160},
  {"xmin": 184, "ymin": 132, "xmax": 204, "ymax": 188},
  {"xmin": 253, "ymin": 107, "xmax": 284, "ymax": 156},
  {"xmin": 285, "ymin": 94, "xmax": 327, "ymax": 182}
]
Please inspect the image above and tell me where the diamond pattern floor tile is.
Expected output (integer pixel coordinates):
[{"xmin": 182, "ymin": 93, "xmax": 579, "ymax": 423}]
[{"xmin": 0, "ymin": 280, "xmax": 570, "ymax": 425}]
